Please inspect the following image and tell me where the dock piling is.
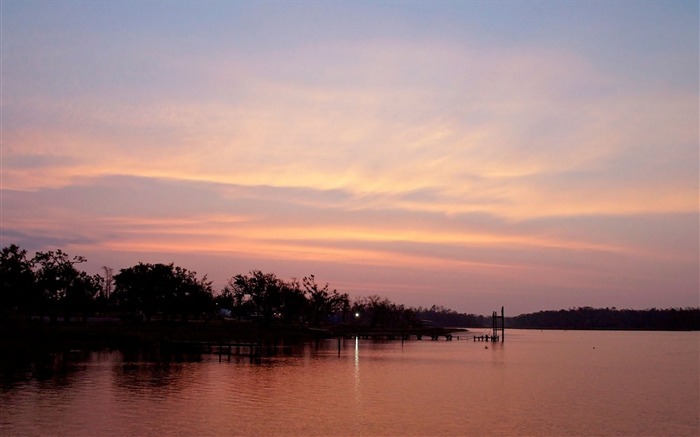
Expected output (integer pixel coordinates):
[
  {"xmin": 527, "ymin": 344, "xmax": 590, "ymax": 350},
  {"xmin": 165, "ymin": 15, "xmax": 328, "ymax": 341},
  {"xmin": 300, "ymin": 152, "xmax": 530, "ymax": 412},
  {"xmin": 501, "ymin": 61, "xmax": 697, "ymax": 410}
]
[{"xmin": 474, "ymin": 306, "xmax": 505, "ymax": 343}]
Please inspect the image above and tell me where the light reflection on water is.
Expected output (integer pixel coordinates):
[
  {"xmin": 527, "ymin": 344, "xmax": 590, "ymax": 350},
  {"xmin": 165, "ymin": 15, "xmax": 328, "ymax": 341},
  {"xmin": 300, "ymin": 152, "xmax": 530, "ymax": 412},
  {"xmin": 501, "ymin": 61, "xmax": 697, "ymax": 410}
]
[
  {"xmin": 353, "ymin": 336, "xmax": 360, "ymax": 408},
  {"xmin": 1, "ymin": 330, "xmax": 698, "ymax": 436}
]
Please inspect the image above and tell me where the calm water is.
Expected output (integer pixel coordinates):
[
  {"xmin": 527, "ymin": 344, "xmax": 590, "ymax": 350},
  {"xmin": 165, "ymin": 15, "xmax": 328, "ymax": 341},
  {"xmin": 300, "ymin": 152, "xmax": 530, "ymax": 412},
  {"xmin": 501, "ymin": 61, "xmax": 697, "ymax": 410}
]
[{"xmin": 1, "ymin": 330, "xmax": 698, "ymax": 436}]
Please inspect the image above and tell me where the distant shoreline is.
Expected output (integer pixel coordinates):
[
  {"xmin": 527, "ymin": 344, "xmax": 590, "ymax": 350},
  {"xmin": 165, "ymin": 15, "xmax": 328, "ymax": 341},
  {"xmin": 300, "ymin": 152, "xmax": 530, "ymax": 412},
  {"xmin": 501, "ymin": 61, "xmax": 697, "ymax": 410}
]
[{"xmin": 3, "ymin": 316, "xmax": 697, "ymax": 359}]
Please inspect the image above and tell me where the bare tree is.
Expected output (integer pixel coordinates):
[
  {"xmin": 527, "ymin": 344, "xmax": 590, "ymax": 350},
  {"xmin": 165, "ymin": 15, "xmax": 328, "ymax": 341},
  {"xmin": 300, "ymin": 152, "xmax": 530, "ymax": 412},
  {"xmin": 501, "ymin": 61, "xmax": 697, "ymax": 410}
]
[{"xmin": 101, "ymin": 266, "xmax": 114, "ymax": 299}]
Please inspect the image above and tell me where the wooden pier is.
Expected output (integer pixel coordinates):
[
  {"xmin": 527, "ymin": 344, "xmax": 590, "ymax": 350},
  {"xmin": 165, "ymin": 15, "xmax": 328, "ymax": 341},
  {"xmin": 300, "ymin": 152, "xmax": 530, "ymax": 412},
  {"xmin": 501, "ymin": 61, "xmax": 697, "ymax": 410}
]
[
  {"xmin": 346, "ymin": 332, "xmax": 455, "ymax": 341},
  {"xmin": 165, "ymin": 340, "xmax": 264, "ymax": 361},
  {"xmin": 473, "ymin": 334, "xmax": 499, "ymax": 342},
  {"xmin": 341, "ymin": 323, "xmax": 468, "ymax": 341},
  {"xmin": 164, "ymin": 327, "xmax": 462, "ymax": 361},
  {"xmin": 473, "ymin": 306, "xmax": 505, "ymax": 343}
]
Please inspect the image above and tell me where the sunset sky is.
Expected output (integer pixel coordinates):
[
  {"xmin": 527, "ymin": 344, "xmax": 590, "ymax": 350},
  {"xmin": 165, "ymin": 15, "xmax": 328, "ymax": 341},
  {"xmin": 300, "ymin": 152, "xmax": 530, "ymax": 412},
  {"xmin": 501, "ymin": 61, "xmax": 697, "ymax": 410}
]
[{"xmin": 1, "ymin": 1, "xmax": 698, "ymax": 315}]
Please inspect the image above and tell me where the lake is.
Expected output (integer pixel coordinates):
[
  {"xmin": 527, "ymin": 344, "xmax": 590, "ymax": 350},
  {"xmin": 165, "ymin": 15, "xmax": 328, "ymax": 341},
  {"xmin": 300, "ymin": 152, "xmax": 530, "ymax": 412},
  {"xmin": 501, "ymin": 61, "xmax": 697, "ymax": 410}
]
[{"xmin": 1, "ymin": 329, "xmax": 698, "ymax": 436}]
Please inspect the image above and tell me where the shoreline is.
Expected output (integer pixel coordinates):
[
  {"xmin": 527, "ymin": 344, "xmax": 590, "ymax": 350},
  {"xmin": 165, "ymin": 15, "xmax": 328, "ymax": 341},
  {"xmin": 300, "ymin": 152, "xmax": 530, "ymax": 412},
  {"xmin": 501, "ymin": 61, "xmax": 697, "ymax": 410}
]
[{"xmin": 0, "ymin": 318, "xmax": 467, "ymax": 356}]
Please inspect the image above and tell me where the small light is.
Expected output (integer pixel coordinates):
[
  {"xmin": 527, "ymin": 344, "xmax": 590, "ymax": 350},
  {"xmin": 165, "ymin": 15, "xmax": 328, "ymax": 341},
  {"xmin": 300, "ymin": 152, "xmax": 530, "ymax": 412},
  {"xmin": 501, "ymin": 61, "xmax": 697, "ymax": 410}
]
[{"xmin": 355, "ymin": 312, "xmax": 360, "ymax": 318}]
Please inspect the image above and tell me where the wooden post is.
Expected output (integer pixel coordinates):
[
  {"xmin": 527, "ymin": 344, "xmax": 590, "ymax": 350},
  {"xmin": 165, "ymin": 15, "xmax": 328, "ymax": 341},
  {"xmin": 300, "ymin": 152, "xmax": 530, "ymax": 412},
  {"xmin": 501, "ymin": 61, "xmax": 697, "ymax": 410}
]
[
  {"xmin": 492, "ymin": 311, "xmax": 498, "ymax": 341},
  {"xmin": 501, "ymin": 306, "xmax": 505, "ymax": 343}
]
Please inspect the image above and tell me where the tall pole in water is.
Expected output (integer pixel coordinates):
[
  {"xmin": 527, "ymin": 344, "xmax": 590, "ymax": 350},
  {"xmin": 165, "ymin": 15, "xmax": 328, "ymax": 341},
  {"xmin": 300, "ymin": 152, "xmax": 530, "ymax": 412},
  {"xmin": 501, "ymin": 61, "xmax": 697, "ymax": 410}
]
[
  {"xmin": 501, "ymin": 306, "xmax": 505, "ymax": 343},
  {"xmin": 492, "ymin": 311, "xmax": 497, "ymax": 341}
]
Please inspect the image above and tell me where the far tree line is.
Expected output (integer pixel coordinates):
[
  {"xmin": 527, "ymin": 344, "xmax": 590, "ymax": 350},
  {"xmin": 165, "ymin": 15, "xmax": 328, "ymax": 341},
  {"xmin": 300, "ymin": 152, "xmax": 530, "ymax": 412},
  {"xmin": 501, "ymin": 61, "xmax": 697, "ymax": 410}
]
[
  {"xmin": 2, "ymin": 244, "xmax": 697, "ymax": 330},
  {"xmin": 510, "ymin": 307, "xmax": 699, "ymax": 331}
]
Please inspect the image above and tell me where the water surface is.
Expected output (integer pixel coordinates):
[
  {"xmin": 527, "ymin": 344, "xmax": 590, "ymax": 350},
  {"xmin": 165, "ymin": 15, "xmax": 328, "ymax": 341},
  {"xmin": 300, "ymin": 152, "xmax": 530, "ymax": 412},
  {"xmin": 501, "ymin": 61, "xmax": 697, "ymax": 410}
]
[{"xmin": 2, "ymin": 330, "xmax": 698, "ymax": 436}]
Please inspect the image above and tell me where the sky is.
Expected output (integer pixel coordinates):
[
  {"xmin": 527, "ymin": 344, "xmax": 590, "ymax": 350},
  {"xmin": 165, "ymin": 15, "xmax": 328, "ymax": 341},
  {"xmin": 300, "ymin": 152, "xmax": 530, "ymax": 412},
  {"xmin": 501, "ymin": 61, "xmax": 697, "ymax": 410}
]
[{"xmin": 1, "ymin": 0, "xmax": 698, "ymax": 315}]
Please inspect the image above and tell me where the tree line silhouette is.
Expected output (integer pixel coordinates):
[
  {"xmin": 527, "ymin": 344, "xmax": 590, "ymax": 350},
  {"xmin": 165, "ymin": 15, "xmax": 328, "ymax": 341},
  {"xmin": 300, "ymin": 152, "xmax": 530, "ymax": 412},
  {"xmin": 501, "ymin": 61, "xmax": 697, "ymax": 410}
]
[
  {"xmin": 510, "ymin": 307, "xmax": 699, "ymax": 331},
  {"xmin": 2, "ymin": 244, "xmax": 697, "ymax": 330},
  {"xmin": 0, "ymin": 244, "xmax": 478, "ymax": 329}
]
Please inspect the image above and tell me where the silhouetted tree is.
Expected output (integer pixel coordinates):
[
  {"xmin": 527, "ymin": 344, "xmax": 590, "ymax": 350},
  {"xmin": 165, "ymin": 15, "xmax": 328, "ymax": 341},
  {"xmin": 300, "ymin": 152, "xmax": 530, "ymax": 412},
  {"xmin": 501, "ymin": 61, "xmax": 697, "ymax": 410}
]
[
  {"xmin": 171, "ymin": 266, "xmax": 213, "ymax": 321},
  {"xmin": 66, "ymin": 271, "xmax": 102, "ymax": 321},
  {"xmin": 226, "ymin": 270, "xmax": 283, "ymax": 324},
  {"xmin": 114, "ymin": 262, "xmax": 213, "ymax": 321},
  {"xmin": 398, "ymin": 306, "xmax": 421, "ymax": 329},
  {"xmin": 33, "ymin": 249, "xmax": 86, "ymax": 322},
  {"xmin": 101, "ymin": 266, "xmax": 114, "ymax": 299},
  {"xmin": 279, "ymin": 278, "xmax": 307, "ymax": 324},
  {"xmin": 0, "ymin": 244, "xmax": 38, "ymax": 318},
  {"xmin": 303, "ymin": 275, "xmax": 349, "ymax": 325},
  {"xmin": 353, "ymin": 295, "xmax": 397, "ymax": 328},
  {"xmin": 93, "ymin": 266, "xmax": 115, "ymax": 314},
  {"xmin": 415, "ymin": 305, "xmax": 482, "ymax": 327},
  {"xmin": 114, "ymin": 263, "xmax": 162, "ymax": 320},
  {"xmin": 214, "ymin": 286, "xmax": 235, "ymax": 315}
]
